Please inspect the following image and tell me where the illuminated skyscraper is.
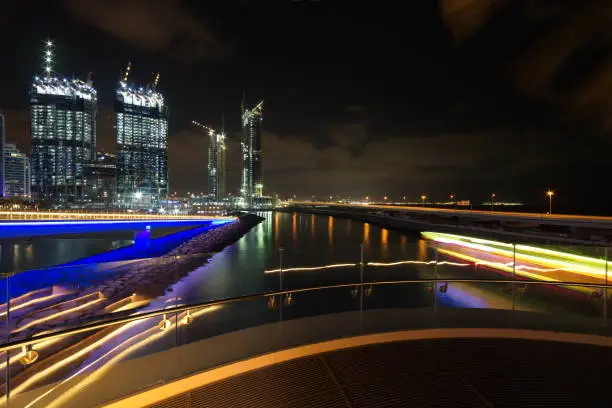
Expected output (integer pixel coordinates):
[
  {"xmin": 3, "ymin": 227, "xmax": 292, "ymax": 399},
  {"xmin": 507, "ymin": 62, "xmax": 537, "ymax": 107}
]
[
  {"xmin": 192, "ymin": 120, "xmax": 226, "ymax": 199},
  {"xmin": 240, "ymin": 100, "xmax": 263, "ymax": 206},
  {"xmin": 115, "ymin": 66, "xmax": 168, "ymax": 208},
  {"xmin": 4, "ymin": 143, "xmax": 30, "ymax": 198},
  {"xmin": 30, "ymin": 41, "xmax": 97, "ymax": 203}
]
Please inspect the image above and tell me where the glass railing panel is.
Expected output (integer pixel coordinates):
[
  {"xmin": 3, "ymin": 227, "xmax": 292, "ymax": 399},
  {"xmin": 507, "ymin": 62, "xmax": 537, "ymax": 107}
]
[
  {"xmin": 513, "ymin": 282, "xmax": 604, "ymax": 335},
  {"xmin": 4, "ymin": 253, "xmax": 213, "ymax": 340},
  {"xmin": 424, "ymin": 234, "xmax": 517, "ymax": 281},
  {"xmin": 362, "ymin": 282, "xmax": 435, "ymax": 333},
  {"xmin": 271, "ymin": 245, "xmax": 361, "ymax": 291},
  {"xmin": 7, "ymin": 313, "xmax": 179, "ymax": 408},
  {"xmin": 513, "ymin": 244, "xmax": 608, "ymax": 286},
  {"xmin": 432, "ymin": 281, "xmax": 515, "ymax": 329},
  {"xmin": 177, "ymin": 297, "xmax": 279, "ymax": 380}
]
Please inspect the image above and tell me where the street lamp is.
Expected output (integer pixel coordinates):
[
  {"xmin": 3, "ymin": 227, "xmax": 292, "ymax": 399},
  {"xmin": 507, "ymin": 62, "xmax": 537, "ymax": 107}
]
[
  {"xmin": 490, "ymin": 193, "xmax": 495, "ymax": 211},
  {"xmin": 421, "ymin": 194, "xmax": 427, "ymax": 207},
  {"xmin": 546, "ymin": 190, "xmax": 554, "ymax": 214}
]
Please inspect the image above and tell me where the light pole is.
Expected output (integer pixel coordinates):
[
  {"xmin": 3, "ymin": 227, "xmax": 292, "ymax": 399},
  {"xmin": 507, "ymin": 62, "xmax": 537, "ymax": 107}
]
[
  {"xmin": 421, "ymin": 194, "xmax": 426, "ymax": 207},
  {"xmin": 490, "ymin": 193, "xmax": 495, "ymax": 211},
  {"xmin": 450, "ymin": 193, "xmax": 455, "ymax": 209},
  {"xmin": 546, "ymin": 190, "xmax": 554, "ymax": 214}
]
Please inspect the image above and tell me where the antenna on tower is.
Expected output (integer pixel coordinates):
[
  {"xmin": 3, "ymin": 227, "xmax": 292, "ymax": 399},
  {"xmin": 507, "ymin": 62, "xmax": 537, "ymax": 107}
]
[
  {"xmin": 86, "ymin": 71, "xmax": 93, "ymax": 86},
  {"xmin": 43, "ymin": 39, "xmax": 54, "ymax": 77},
  {"xmin": 122, "ymin": 61, "xmax": 132, "ymax": 83},
  {"xmin": 152, "ymin": 72, "xmax": 160, "ymax": 91}
]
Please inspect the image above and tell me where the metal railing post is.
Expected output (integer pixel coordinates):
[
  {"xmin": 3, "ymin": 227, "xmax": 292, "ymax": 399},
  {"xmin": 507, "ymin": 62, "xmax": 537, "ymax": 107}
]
[
  {"xmin": 279, "ymin": 248, "xmax": 284, "ymax": 325},
  {"xmin": 604, "ymin": 247, "xmax": 608, "ymax": 333},
  {"xmin": 512, "ymin": 243, "xmax": 516, "ymax": 327},
  {"xmin": 360, "ymin": 244, "xmax": 364, "ymax": 314},
  {"xmin": 279, "ymin": 248, "xmax": 284, "ymax": 291},
  {"xmin": 433, "ymin": 243, "xmax": 438, "ymax": 320},
  {"xmin": 5, "ymin": 270, "xmax": 10, "ymax": 406}
]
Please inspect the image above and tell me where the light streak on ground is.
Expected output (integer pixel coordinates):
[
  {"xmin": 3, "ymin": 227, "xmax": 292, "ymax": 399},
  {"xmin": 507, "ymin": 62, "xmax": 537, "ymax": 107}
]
[
  {"xmin": 25, "ymin": 305, "xmax": 222, "ymax": 408},
  {"xmin": 13, "ymin": 293, "xmax": 106, "ymax": 333},
  {"xmin": 0, "ymin": 289, "xmax": 73, "ymax": 318},
  {"xmin": 423, "ymin": 231, "xmax": 608, "ymax": 281}
]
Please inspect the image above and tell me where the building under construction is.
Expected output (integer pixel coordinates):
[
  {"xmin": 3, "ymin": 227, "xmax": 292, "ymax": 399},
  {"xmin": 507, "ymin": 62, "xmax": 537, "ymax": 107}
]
[
  {"xmin": 192, "ymin": 121, "xmax": 226, "ymax": 200},
  {"xmin": 30, "ymin": 40, "xmax": 97, "ymax": 204},
  {"xmin": 115, "ymin": 64, "xmax": 168, "ymax": 208},
  {"xmin": 240, "ymin": 100, "xmax": 263, "ymax": 207}
]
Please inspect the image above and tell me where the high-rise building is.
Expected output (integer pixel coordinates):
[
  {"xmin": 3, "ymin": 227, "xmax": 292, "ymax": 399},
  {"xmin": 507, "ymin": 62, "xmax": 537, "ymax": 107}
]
[
  {"xmin": 193, "ymin": 120, "xmax": 226, "ymax": 200},
  {"xmin": 208, "ymin": 129, "xmax": 226, "ymax": 199},
  {"xmin": 115, "ymin": 67, "xmax": 168, "ymax": 208},
  {"xmin": 84, "ymin": 152, "xmax": 117, "ymax": 206},
  {"xmin": 240, "ymin": 100, "xmax": 263, "ymax": 207},
  {"xmin": 30, "ymin": 41, "xmax": 97, "ymax": 204},
  {"xmin": 4, "ymin": 143, "xmax": 30, "ymax": 198},
  {"xmin": 0, "ymin": 110, "xmax": 5, "ymax": 197}
]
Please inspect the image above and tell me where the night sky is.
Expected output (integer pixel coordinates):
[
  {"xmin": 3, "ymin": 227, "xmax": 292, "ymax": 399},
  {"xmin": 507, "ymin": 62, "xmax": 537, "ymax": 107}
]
[{"xmin": 0, "ymin": 1, "xmax": 610, "ymax": 213}]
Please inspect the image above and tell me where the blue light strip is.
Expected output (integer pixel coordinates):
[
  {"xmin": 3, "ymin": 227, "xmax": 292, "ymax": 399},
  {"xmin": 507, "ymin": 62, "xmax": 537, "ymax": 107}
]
[{"xmin": 0, "ymin": 218, "xmax": 235, "ymax": 239}]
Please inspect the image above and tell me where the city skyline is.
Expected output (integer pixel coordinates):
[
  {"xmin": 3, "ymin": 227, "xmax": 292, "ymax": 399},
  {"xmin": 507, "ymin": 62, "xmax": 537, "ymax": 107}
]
[{"xmin": 0, "ymin": 1, "xmax": 610, "ymax": 213}]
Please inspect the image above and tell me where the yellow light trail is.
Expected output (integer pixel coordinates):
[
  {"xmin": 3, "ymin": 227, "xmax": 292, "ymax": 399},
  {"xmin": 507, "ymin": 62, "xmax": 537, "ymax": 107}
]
[
  {"xmin": 264, "ymin": 260, "xmax": 472, "ymax": 274},
  {"xmin": 423, "ymin": 232, "xmax": 607, "ymax": 280},
  {"xmin": 0, "ymin": 291, "xmax": 72, "ymax": 318},
  {"xmin": 13, "ymin": 293, "xmax": 105, "ymax": 333},
  {"xmin": 24, "ymin": 305, "xmax": 221, "ymax": 408}
]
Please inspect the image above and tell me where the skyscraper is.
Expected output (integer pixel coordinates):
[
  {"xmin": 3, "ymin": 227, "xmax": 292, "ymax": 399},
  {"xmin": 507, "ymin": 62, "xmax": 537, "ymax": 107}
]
[
  {"xmin": 0, "ymin": 110, "xmax": 5, "ymax": 197},
  {"xmin": 240, "ymin": 100, "xmax": 263, "ymax": 207},
  {"xmin": 193, "ymin": 120, "xmax": 226, "ymax": 200},
  {"xmin": 208, "ymin": 130, "xmax": 226, "ymax": 199},
  {"xmin": 30, "ymin": 41, "xmax": 97, "ymax": 204},
  {"xmin": 115, "ymin": 66, "xmax": 168, "ymax": 208},
  {"xmin": 4, "ymin": 143, "xmax": 30, "ymax": 198}
]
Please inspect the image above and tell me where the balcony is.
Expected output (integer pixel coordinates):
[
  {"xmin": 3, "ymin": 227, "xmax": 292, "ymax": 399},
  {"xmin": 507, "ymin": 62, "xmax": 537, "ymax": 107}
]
[{"xmin": 3, "ymin": 238, "xmax": 612, "ymax": 407}]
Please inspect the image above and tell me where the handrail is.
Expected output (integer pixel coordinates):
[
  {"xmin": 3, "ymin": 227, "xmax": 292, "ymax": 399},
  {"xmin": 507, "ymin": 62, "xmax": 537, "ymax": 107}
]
[{"xmin": 2, "ymin": 277, "xmax": 611, "ymax": 352}]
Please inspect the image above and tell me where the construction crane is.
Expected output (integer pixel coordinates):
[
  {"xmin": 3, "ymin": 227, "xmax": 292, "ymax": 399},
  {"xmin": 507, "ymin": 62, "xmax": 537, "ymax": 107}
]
[{"xmin": 191, "ymin": 120, "xmax": 215, "ymax": 134}]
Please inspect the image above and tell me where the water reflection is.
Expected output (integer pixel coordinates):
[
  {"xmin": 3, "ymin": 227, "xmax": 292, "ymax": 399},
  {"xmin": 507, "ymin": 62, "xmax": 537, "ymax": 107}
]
[
  {"xmin": 381, "ymin": 228, "xmax": 389, "ymax": 259},
  {"xmin": 274, "ymin": 212, "xmax": 280, "ymax": 247},
  {"xmin": 292, "ymin": 212, "xmax": 298, "ymax": 243},
  {"xmin": 311, "ymin": 214, "xmax": 315, "ymax": 240},
  {"xmin": 363, "ymin": 222, "xmax": 370, "ymax": 245},
  {"xmin": 417, "ymin": 239, "xmax": 428, "ymax": 261},
  {"xmin": 328, "ymin": 216, "xmax": 334, "ymax": 247}
]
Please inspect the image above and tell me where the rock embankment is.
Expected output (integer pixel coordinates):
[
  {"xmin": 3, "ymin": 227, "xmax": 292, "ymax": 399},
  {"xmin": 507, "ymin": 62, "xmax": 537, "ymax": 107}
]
[{"xmin": 13, "ymin": 214, "xmax": 264, "ymax": 339}]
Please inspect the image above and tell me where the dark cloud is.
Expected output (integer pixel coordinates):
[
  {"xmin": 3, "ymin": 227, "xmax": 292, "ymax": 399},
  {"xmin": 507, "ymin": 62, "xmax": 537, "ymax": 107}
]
[
  {"xmin": 442, "ymin": 0, "xmax": 612, "ymax": 134},
  {"xmin": 62, "ymin": 0, "xmax": 230, "ymax": 63}
]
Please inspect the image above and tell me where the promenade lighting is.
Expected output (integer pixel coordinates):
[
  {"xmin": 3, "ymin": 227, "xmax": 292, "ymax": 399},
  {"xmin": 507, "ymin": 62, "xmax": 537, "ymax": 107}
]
[
  {"xmin": 490, "ymin": 193, "xmax": 495, "ymax": 211},
  {"xmin": 421, "ymin": 195, "xmax": 426, "ymax": 206},
  {"xmin": 546, "ymin": 190, "xmax": 554, "ymax": 214}
]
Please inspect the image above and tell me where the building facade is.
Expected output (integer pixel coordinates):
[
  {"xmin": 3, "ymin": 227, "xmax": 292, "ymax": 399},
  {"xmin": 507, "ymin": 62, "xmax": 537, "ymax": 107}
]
[
  {"xmin": 30, "ymin": 76, "xmax": 97, "ymax": 204},
  {"xmin": 83, "ymin": 152, "xmax": 117, "ymax": 206},
  {"xmin": 208, "ymin": 130, "xmax": 226, "ymax": 199},
  {"xmin": 4, "ymin": 143, "xmax": 30, "ymax": 198},
  {"xmin": 240, "ymin": 100, "xmax": 263, "ymax": 207},
  {"xmin": 0, "ymin": 111, "xmax": 5, "ymax": 197},
  {"xmin": 115, "ymin": 81, "xmax": 168, "ymax": 208}
]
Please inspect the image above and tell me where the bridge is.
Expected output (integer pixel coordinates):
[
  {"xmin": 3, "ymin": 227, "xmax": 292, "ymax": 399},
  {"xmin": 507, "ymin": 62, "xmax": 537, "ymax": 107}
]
[
  {"xmin": 285, "ymin": 201, "xmax": 612, "ymax": 244},
  {"xmin": 0, "ymin": 212, "xmax": 235, "ymax": 239}
]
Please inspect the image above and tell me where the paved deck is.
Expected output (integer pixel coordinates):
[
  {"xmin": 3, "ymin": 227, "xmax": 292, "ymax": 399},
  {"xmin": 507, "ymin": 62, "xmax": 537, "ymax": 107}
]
[{"xmin": 147, "ymin": 338, "xmax": 612, "ymax": 408}]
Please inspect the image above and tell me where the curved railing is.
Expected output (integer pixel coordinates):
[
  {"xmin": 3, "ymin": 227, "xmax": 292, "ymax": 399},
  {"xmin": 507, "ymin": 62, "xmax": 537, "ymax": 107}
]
[
  {"xmin": 2, "ymin": 277, "xmax": 612, "ymax": 408},
  {"xmin": 4, "ymin": 231, "xmax": 612, "ymax": 407}
]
